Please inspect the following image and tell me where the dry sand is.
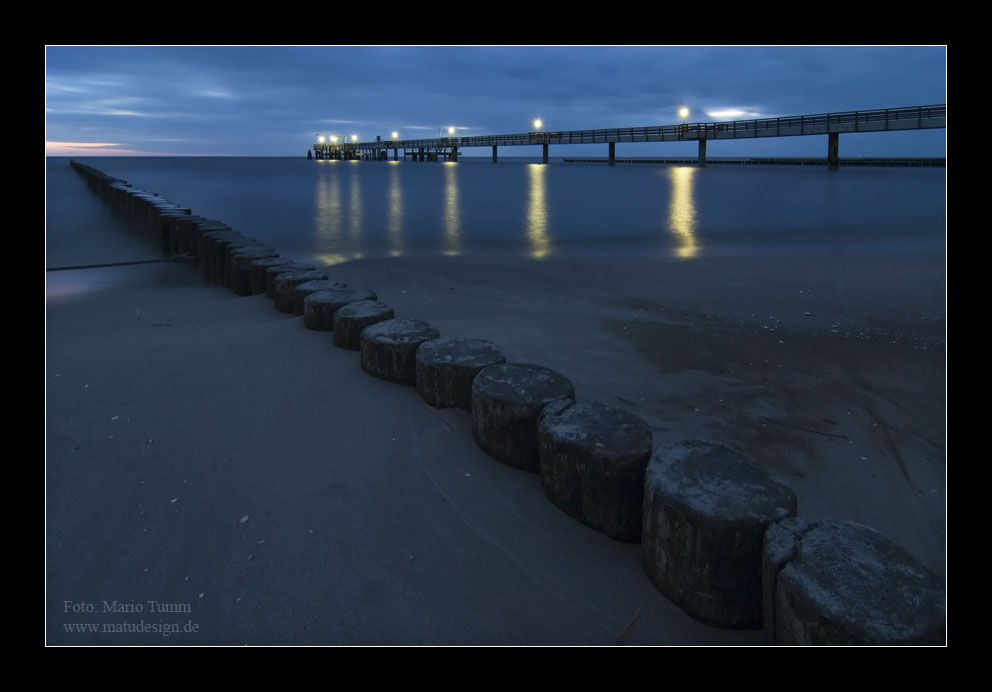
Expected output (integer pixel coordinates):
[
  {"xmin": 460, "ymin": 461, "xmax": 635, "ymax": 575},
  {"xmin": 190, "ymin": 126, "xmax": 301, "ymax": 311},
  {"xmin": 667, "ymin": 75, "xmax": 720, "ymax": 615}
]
[{"xmin": 46, "ymin": 205, "xmax": 945, "ymax": 645}]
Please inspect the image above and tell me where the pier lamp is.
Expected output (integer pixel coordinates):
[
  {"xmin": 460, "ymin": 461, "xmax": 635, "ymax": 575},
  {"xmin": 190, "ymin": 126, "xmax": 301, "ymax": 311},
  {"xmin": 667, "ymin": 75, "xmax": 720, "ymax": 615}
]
[
  {"xmin": 391, "ymin": 131, "xmax": 399, "ymax": 140},
  {"xmin": 448, "ymin": 127, "xmax": 456, "ymax": 135},
  {"xmin": 351, "ymin": 134, "xmax": 358, "ymax": 142},
  {"xmin": 330, "ymin": 136, "xmax": 339, "ymax": 143},
  {"xmin": 318, "ymin": 136, "xmax": 325, "ymax": 144},
  {"xmin": 533, "ymin": 119, "xmax": 543, "ymax": 130},
  {"xmin": 679, "ymin": 107, "xmax": 690, "ymax": 124}
]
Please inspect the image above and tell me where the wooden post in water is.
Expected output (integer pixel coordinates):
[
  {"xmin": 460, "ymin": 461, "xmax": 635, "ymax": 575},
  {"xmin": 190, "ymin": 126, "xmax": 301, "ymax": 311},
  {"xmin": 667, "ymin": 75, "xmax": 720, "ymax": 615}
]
[
  {"xmin": 828, "ymin": 132, "xmax": 839, "ymax": 169},
  {"xmin": 492, "ymin": 145, "xmax": 498, "ymax": 163},
  {"xmin": 698, "ymin": 139, "xmax": 707, "ymax": 167},
  {"xmin": 543, "ymin": 143, "xmax": 548, "ymax": 164},
  {"xmin": 609, "ymin": 142, "xmax": 615, "ymax": 166}
]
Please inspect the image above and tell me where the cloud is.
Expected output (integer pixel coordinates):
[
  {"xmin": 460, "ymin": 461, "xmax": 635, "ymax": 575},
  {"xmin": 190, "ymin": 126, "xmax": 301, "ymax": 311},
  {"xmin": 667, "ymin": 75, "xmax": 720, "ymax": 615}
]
[
  {"xmin": 46, "ymin": 141, "xmax": 126, "ymax": 155},
  {"xmin": 705, "ymin": 109, "xmax": 766, "ymax": 120},
  {"xmin": 197, "ymin": 89, "xmax": 235, "ymax": 99},
  {"xmin": 46, "ymin": 81, "xmax": 86, "ymax": 94},
  {"xmin": 43, "ymin": 46, "xmax": 946, "ymax": 156}
]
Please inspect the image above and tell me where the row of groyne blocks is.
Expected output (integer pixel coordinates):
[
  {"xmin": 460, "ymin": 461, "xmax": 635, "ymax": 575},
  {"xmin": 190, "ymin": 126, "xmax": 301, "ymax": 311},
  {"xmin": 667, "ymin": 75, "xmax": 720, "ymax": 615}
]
[{"xmin": 69, "ymin": 160, "xmax": 946, "ymax": 645}]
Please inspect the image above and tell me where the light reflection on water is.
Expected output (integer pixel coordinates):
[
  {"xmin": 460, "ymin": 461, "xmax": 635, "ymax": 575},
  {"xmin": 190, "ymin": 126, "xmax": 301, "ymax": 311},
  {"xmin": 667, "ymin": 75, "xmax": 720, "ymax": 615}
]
[
  {"xmin": 527, "ymin": 163, "xmax": 550, "ymax": 259},
  {"xmin": 315, "ymin": 168, "xmax": 342, "ymax": 246},
  {"xmin": 388, "ymin": 164, "xmax": 403, "ymax": 257},
  {"xmin": 349, "ymin": 166, "xmax": 362, "ymax": 248},
  {"xmin": 443, "ymin": 162, "xmax": 461, "ymax": 256},
  {"xmin": 58, "ymin": 157, "xmax": 946, "ymax": 261},
  {"xmin": 667, "ymin": 166, "xmax": 699, "ymax": 259}
]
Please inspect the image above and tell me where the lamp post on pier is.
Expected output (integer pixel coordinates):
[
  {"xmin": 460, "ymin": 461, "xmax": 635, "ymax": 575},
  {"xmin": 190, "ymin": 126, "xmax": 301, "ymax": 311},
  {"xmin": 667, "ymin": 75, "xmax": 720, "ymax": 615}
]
[
  {"xmin": 438, "ymin": 127, "xmax": 457, "ymax": 162},
  {"xmin": 533, "ymin": 119, "xmax": 548, "ymax": 164}
]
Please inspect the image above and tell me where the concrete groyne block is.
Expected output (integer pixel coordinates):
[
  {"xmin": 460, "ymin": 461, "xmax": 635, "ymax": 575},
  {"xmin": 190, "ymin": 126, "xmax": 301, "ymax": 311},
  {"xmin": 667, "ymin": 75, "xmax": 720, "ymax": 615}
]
[
  {"xmin": 273, "ymin": 270, "xmax": 329, "ymax": 313},
  {"xmin": 147, "ymin": 200, "xmax": 188, "ymax": 243},
  {"xmin": 161, "ymin": 213, "xmax": 198, "ymax": 256},
  {"xmin": 206, "ymin": 233, "xmax": 248, "ymax": 284},
  {"xmin": 165, "ymin": 214, "xmax": 207, "ymax": 256},
  {"xmin": 249, "ymin": 257, "xmax": 293, "ymax": 296},
  {"xmin": 538, "ymin": 400, "xmax": 652, "ymax": 542},
  {"xmin": 198, "ymin": 231, "xmax": 242, "ymax": 282},
  {"xmin": 471, "ymin": 363, "xmax": 575, "ymax": 473},
  {"xmin": 641, "ymin": 440, "xmax": 797, "ymax": 629},
  {"xmin": 221, "ymin": 239, "xmax": 266, "ymax": 288},
  {"xmin": 189, "ymin": 220, "xmax": 232, "ymax": 257},
  {"xmin": 230, "ymin": 248, "xmax": 280, "ymax": 296},
  {"xmin": 414, "ymin": 337, "xmax": 506, "ymax": 410},
  {"xmin": 302, "ymin": 287, "xmax": 377, "ymax": 331},
  {"xmin": 332, "ymin": 300, "xmax": 395, "ymax": 350},
  {"xmin": 762, "ymin": 518, "xmax": 945, "ymax": 645},
  {"xmin": 292, "ymin": 279, "xmax": 348, "ymax": 316},
  {"xmin": 265, "ymin": 263, "xmax": 317, "ymax": 300},
  {"xmin": 360, "ymin": 319, "xmax": 441, "ymax": 385}
]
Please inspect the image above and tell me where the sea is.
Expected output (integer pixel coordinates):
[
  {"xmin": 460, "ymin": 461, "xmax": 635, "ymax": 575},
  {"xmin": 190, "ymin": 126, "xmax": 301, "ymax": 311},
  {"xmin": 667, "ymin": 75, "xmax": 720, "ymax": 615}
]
[{"xmin": 46, "ymin": 156, "xmax": 946, "ymax": 269}]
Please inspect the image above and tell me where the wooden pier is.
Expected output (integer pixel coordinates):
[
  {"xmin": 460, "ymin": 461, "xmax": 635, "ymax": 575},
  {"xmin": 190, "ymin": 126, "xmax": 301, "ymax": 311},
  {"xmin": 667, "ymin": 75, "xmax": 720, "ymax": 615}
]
[{"xmin": 312, "ymin": 104, "xmax": 946, "ymax": 169}]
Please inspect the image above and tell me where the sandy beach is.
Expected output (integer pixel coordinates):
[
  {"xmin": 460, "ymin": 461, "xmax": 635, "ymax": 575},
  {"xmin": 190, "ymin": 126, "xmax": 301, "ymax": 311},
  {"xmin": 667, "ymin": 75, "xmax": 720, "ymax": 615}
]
[{"xmin": 46, "ymin": 181, "xmax": 945, "ymax": 645}]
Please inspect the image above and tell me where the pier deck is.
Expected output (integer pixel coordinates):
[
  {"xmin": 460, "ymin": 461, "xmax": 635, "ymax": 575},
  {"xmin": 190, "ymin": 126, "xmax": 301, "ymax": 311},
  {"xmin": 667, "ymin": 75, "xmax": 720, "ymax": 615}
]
[{"xmin": 313, "ymin": 104, "xmax": 946, "ymax": 168}]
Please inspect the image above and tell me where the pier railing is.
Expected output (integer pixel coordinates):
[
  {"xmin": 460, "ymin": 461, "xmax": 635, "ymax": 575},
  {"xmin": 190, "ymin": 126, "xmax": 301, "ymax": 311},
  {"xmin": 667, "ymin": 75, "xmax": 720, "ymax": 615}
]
[{"xmin": 342, "ymin": 104, "xmax": 945, "ymax": 150}]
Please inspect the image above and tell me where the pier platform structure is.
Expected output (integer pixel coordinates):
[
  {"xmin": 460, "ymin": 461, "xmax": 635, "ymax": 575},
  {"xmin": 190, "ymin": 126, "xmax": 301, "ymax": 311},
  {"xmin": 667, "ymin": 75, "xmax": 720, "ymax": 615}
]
[{"xmin": 312, "ymin": 104, "xmax": 945, "ymax": 168}]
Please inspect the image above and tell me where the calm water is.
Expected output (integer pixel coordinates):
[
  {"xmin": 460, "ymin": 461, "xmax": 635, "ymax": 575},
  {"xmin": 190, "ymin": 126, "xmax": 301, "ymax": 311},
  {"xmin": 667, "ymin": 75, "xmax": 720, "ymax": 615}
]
[{"xmin": 47, "ymin": 156, "xmax": 946, "ymax": 266}]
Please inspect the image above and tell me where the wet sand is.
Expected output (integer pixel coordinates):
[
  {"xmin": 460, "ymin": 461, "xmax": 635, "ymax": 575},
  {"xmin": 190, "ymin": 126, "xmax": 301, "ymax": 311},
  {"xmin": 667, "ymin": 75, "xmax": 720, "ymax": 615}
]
[
  {"xmin": 46, "ymin": 200, "xmax": 945, "ymax": 645},
  {"xmin": 324, "ymin": 253, "xmax": 946, "ymax": 574}
]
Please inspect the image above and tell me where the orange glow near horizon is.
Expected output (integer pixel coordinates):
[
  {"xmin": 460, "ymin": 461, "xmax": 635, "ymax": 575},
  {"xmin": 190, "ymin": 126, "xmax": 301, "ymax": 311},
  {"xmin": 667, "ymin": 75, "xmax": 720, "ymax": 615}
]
[
  {"xmin": 46, "ymin": 142, "xmax": 239, "ymax": 157},
  {"xmin": 46, "ymin": 141, "xmax": 125, "ymax": 155}
]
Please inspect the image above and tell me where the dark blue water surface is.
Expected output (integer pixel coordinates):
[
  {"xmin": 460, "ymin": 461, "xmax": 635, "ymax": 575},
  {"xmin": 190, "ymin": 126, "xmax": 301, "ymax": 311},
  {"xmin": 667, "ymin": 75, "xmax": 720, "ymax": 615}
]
[{"xmin": 48, "ymin": 156, "xmax": 946, "ymax": 265}]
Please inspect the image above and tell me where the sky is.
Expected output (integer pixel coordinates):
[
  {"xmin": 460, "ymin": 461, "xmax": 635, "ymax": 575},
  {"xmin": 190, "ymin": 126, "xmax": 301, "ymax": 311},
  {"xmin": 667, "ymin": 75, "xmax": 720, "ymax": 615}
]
[{"xmin": 45, "ymin": 46, "xmax": 947, "ymax": 158}]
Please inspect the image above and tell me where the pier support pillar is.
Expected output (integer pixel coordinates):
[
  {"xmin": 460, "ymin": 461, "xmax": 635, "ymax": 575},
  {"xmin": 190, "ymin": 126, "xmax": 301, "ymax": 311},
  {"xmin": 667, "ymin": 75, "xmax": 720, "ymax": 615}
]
[
  {"xmin": 418, "ymin": 147, "xmax": 424, "ymax": 162},
  {"xmin": 828, "ymin": 132, "xmax": 839, "ymax": 169},
  {"xmin": 451, "ymin": 146, "xmax": 458, "ymax": 162},
  {"xmin": 698, "ymin": 139, "xmax": 707, "ymax": 167},
  {"xmin": 609, "ymin": 142, "xmax": 615, "ymax": 166},
  {"xmin": 542, "ymin": 143, "xmax": 549, "ymax": 164},
  {"xmin": 492, "ymin": 145, "xmax": 498, "ymax": 163},
  {"xmin": 393, "ymin": 148, "xmax": 398, "ymax": 161}
]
